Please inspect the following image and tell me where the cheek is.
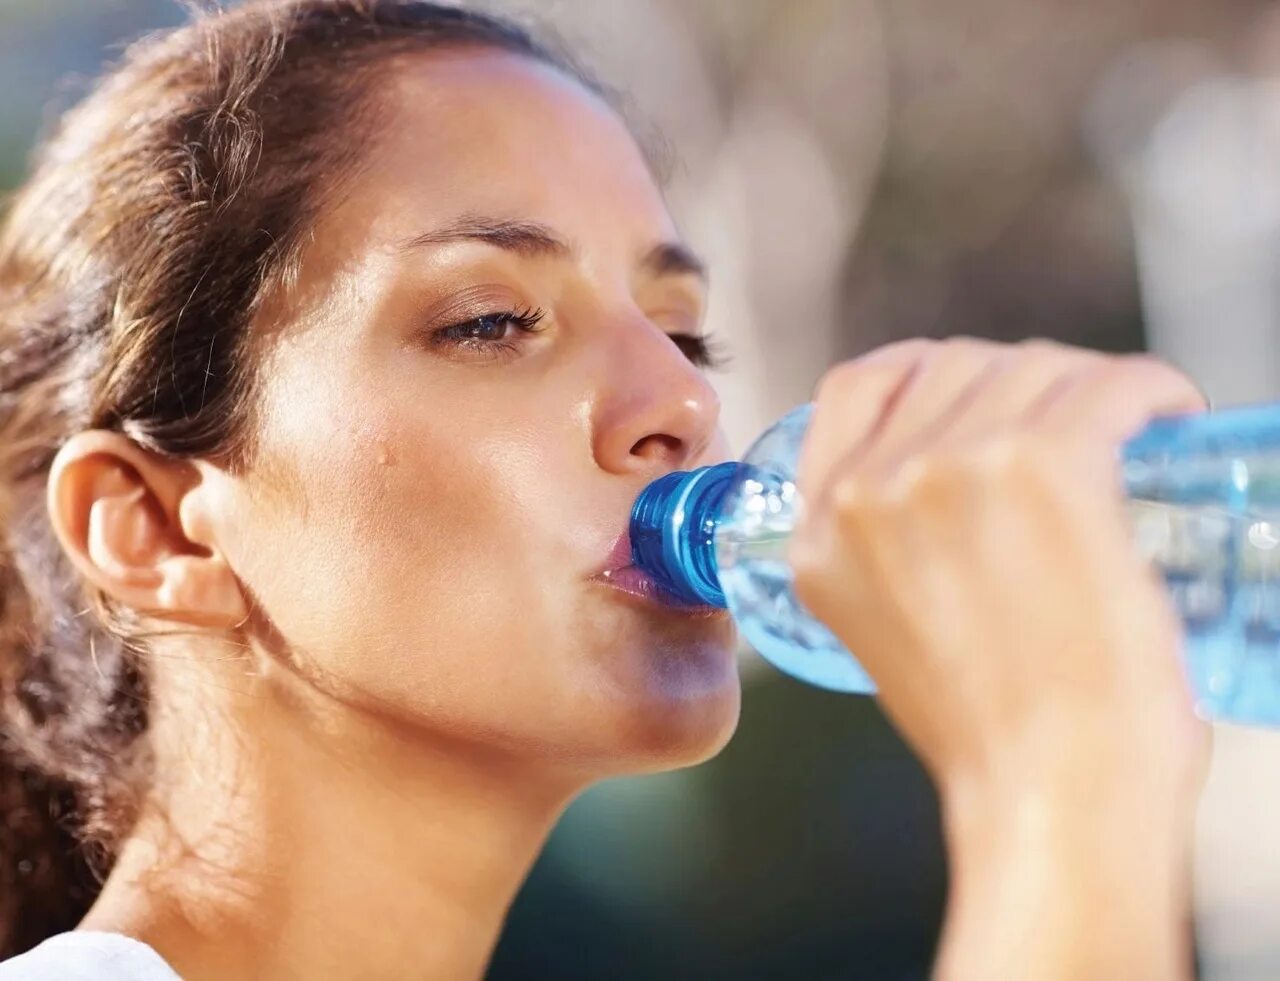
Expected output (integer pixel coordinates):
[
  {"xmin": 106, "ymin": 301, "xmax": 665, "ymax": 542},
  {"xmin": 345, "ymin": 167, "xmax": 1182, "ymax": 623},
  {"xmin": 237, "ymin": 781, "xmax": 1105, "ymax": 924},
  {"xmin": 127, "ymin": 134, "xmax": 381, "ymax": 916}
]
[
  {"xmin": 238, "ymin": 364, "xmax": 740, "ymax": 760},
  {"xmin": 244, "ymin": 406, "xmax": 569, "ymax": 681}
]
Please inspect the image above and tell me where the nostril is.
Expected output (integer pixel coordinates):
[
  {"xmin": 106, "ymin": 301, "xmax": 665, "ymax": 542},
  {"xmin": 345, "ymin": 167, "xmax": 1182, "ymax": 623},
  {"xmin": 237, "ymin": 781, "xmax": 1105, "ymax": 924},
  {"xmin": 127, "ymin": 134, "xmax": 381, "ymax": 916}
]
[{"xmin": 630, "ymin": 433, "xmax": 683, "ymax": 463}]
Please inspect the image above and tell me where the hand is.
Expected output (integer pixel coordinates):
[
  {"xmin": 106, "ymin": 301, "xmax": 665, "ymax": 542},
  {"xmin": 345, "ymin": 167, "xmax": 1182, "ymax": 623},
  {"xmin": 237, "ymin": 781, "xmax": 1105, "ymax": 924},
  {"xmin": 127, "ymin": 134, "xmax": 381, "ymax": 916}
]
[{"xmin": 789, "ymin": 337, "xmax": 1210, "ymax": 979}]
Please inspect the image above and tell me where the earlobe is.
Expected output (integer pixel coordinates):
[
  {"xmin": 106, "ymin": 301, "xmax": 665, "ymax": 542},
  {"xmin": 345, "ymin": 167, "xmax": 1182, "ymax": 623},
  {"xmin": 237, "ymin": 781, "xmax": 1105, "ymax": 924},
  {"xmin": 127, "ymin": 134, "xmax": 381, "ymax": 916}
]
[{"xmin": 46, "ymin": 430, "xmax": 248, "ymax": 629}]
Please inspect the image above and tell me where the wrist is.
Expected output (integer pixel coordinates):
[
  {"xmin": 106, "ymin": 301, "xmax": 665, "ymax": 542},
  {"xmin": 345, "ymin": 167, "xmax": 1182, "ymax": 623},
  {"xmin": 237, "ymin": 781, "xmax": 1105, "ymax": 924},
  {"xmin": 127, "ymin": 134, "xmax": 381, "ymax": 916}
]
[
  {"xmin": 940, "ymin": 729, "xmax": 1198, "ymax": 915},
  {"xmin": 935, "ymin": 750, "xmax": 1197, "ymax": 980},
  {"xmin": 937, "ymin": 697, "xmax": 1206, "ymax": 844}
]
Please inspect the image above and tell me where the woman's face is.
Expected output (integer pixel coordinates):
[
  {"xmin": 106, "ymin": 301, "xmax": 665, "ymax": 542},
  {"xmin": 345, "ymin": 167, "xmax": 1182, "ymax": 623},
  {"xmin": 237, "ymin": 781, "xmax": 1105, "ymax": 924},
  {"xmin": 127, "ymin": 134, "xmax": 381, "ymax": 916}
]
[{"xmin": 215, "ymin": 49, "xmax": 739, "ymax": 774}]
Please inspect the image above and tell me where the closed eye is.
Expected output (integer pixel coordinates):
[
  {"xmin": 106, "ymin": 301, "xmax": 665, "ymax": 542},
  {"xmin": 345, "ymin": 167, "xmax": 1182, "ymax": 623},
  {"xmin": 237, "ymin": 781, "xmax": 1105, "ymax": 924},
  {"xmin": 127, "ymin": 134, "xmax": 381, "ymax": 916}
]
[{"xmin": 669, "ymin": 332, "xmax": 731, "ymax": 371}]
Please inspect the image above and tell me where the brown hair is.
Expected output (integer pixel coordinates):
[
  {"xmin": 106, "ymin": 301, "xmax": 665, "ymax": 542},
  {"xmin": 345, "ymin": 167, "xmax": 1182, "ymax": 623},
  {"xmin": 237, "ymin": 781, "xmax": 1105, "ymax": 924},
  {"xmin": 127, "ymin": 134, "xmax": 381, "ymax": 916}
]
[{"xmin": 0, "ymin": 0, "xmax": 601, "ymax": 957}]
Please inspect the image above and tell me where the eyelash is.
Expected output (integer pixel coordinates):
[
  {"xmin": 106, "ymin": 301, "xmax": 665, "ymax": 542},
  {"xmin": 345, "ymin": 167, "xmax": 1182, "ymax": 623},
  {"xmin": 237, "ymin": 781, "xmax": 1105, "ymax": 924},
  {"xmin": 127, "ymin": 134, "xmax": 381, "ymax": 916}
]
[
  {"xmin": 672, "ymin": 332, "xmax": 731, "ymax": 371},
  {"xmin": 428, "ymin": 306, "xmax": 548, "ymax": 360},
  {"xmin": 429, "ymin": 307, "xmax": 732, "ymax": 371}
]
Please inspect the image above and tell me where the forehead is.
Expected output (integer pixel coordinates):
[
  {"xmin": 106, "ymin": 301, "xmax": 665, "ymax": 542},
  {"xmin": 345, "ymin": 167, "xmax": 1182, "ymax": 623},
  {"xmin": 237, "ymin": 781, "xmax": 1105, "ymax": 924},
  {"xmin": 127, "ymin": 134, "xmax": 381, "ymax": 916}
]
[{"xmin": 329, "ymin": 48, "xmax": 676, "ymax": 253}]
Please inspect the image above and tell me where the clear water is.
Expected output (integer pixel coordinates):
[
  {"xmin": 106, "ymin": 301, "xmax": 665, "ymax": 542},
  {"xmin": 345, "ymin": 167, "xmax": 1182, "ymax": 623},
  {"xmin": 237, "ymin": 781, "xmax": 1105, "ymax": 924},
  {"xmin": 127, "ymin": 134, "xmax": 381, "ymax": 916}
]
[
  {"xmin": 708, "ymin": 402, "xmax": 1280, "ymax": 726},
  {"xmin": 1124, "ymin": 451, "xmax": 1280, "ymax": 725},
  {"xmin": 713, "ymin": 405, "xmax": 875, "ymax": 694},
  {"xmin": 718, "ymin": 542, "xmax": 875, "ymax": 695}
]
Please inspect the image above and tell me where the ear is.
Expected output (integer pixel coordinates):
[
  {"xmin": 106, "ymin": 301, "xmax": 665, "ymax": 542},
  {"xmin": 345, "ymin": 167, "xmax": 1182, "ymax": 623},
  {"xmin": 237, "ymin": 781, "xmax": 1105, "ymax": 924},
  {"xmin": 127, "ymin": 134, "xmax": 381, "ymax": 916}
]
[{"xmin": 46, "ymin": 430, "xmax": 248, "ymax": 629}]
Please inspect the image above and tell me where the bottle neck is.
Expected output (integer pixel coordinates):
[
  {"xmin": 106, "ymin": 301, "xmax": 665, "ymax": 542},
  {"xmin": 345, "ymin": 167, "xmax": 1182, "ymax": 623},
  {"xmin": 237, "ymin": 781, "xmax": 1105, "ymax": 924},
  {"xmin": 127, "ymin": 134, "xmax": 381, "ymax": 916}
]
[{"xmin": 629, "ymin": 462, "xmax": 739, "ymax": 608}]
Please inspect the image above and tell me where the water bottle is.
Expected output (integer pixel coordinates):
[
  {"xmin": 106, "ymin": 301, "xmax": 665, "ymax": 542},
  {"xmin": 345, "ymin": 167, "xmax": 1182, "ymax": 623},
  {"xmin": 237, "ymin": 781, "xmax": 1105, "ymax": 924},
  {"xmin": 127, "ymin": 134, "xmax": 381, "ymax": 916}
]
[{"xmin": 629, "ymin": 401, "xmax": 1280, "ymax": 727}]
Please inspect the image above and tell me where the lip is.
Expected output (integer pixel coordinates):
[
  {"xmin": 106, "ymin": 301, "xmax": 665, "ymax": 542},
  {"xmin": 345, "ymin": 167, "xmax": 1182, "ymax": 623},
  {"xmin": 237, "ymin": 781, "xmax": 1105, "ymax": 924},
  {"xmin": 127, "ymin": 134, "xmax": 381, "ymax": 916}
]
[
  {"xmin": 598, "ymin": 530, "xmax": 636, "ymax": 575},
  {"xmin": 591, "ymin": 531, "xmax": 727, "ymax": 618}
]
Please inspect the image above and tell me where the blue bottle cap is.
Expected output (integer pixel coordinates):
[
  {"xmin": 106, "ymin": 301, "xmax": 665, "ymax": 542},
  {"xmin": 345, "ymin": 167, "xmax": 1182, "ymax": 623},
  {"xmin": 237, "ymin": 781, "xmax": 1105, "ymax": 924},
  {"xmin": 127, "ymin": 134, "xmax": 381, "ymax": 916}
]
[{"xmin": 629, "ymin": 462, "xmax": 739, "ymax": 608}]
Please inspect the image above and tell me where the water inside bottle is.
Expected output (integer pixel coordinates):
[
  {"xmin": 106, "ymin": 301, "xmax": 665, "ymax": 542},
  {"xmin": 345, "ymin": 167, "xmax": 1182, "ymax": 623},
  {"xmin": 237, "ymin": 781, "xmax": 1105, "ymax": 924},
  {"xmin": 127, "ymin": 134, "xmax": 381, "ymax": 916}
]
[
  {"xmin": 714, "ymin": 446, "xmax": 1280, "ymax": 723},
  {"xmin": 1126, "ymin": 451, "xmax": 1280, "ymax": 724},
  {"xmin": 714, "ymin": 470, "xmax": 875, "ymax": 694}
]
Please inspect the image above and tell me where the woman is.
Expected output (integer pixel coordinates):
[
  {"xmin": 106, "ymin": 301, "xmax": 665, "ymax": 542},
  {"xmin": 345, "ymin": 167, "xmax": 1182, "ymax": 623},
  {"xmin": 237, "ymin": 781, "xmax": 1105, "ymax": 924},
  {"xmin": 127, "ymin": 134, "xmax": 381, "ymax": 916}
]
[{"xmin": 0, "ymin": 1, "xmax": 1208, "ymax": 978}]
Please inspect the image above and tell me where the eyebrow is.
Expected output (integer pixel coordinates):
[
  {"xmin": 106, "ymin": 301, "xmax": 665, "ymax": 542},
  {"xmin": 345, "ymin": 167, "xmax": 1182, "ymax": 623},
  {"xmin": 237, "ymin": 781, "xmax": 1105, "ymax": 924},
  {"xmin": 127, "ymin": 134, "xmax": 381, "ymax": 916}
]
[
  {"xmin": 641, "ymin": 241, "xmax": 708, "ymax": 283},
  {"xmin": 395, "ymin": 214, "xmax": 707, "ymax": 283},
  {"xmin": 396, "ymin": 215, "xmax": 571, "ymax": 259}
]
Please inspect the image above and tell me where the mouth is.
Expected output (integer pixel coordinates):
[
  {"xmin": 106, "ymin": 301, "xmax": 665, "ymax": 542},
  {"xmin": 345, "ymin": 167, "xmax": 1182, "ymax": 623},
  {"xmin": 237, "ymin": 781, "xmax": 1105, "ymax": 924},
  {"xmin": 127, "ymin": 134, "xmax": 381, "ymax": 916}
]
[{"xmin": 590, "ymin": 531, "xmax": 727, "ymax": 619}]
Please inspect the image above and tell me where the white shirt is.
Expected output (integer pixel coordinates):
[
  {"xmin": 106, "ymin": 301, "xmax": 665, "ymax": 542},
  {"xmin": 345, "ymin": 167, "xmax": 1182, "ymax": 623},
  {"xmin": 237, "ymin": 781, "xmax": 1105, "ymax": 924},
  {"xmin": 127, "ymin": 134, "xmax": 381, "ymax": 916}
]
[{"xmin": 0, "ymin": 931, "xmax": 180, "ymax": 980}]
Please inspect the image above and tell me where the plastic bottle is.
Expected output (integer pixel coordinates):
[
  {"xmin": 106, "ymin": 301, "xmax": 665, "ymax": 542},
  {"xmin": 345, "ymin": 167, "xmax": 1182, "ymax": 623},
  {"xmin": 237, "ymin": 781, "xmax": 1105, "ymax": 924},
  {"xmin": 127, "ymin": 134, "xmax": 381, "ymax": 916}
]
[{"xmin": 629, "ymin": 401, "xmax": 1280, "ymax": 726}]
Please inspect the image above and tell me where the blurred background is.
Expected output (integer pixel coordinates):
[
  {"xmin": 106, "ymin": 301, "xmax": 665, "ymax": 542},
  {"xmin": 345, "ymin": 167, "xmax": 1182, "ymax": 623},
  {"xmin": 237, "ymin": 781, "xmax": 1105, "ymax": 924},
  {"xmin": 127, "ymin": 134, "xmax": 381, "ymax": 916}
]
[{"xmin": 5, "ymin": 0, "xmax": 1280, "ymax": 978}]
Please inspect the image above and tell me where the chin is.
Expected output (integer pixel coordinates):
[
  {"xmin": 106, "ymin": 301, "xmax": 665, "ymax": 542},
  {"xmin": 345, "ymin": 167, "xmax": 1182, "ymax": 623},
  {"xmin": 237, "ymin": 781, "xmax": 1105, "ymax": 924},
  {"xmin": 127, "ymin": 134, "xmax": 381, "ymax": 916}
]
[{"xmin": 608, "ymin": 645, "xmax": 743, "ymax": 775}]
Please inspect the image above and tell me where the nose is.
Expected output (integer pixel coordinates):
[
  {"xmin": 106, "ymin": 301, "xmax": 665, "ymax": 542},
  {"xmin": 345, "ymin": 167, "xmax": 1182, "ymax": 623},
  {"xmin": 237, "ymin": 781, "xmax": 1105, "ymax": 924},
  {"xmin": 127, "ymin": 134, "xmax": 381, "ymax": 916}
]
[{"xmin": 591, "ymin": 315, "xmax": 721, "ymax": 477}]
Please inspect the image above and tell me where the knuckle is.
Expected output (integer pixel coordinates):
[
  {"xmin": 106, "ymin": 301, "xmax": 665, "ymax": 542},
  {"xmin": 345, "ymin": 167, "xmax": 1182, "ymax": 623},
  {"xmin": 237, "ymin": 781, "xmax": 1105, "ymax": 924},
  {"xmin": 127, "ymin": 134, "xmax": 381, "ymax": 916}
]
[
  {"xmin": 1014, "ymin": 335, "xmax": 1079, "ymax": 356},
  {"xmin": 862, "ymin": 337, "xmax": 939, "ymax": 372},
  {"xmin": 1121, "ymin": 354, "xmax": 1206, "ymax": 406},
  {"xmin": 972, "ymin": 431, "xmax": 1054, "ymax": 481},
  {"xmin": 814, "ymin": 339, "xmax": 937, "ymax": 403},
  {"xmin": 1086, "ymin": 355, "xmax": 1203, "ymax": 412},
  {"xmin": 814, "ymin": 360, "xmax": 862, "ymax": 400},
  {"xmin": 1116, "ymin": 351, "xmax": 1174, "ymax": 378},
  {"xmin": 1015, "ymin": 336, "xmax": 1082, "ymax": 362},
  {"xmin": 1112, "ymin": 352, "xmax": 1180, "ymax": 385},
  {"xmin": 984, "ymin": 430, "xmax": 1110, "ymax": 496},
  {"xmin": 1014, "ymin": 337, "xmax": 1105, "ymax": 376},
  {"xmin": 817, "ymin": 468, "xmax": 900, "ymax": 540},
  {"xmin": 1015, "ymin": 336, "xmax": 1064, "ymax": 354},
  {"xmin": 940, "ymin": 334, "xmax": 995, "ymax": 353},
  {"xmin": 811, "ymin": 360, "xmax": 867, "ymax": 408},
  {"xmin": 916, "ymin": 446, "xmax": 981, "ymax": 492},
  {"xmin": 883, "ymin": 336, "xmax": 939, "ymax": 359},
  {"xmin": 827, "ymin": 467, "xmax": 874, "ymax": 518},
  {"xmin": 931, "ymin": 336, "xmax": 1006, "ymax": 371},
  {"xmin": 884, "ymin": 452, "xmax": 951, "ymax": 506},
  {"xmin": 862, "ymin": 451, "xmax": 972, "ymax": 514}
]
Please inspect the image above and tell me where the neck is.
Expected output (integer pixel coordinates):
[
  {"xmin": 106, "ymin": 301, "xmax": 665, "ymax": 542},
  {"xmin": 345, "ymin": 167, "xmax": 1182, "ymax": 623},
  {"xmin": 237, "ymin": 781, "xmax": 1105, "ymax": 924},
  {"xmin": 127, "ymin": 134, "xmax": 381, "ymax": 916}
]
[{"xmin": 81, "ymin": 636, "xmax": 583, "ymax": 981}]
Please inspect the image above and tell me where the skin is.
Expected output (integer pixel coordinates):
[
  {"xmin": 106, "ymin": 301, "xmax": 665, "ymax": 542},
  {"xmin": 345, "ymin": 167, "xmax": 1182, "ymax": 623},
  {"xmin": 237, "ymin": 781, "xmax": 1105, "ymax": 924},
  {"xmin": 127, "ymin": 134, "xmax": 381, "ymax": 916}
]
[
  {"xmin": 49, "ymin": 51, "xmax": 738, "ymax": 981},
  {"xmin": 792, "ymin": 337, "xmax": 1210, "ymax": 979},
  {"xmin": 43, "ymin": 48, "xmax": 1205, "ymax": 981}
]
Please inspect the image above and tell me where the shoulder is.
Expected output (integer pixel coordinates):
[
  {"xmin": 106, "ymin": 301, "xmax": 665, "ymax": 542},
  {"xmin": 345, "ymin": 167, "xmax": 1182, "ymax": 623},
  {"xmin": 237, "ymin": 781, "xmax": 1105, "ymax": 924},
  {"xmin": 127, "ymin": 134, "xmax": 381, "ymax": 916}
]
[{"xmin": 0, "ymin": 932, "xmax": 181, "ymax": 980}]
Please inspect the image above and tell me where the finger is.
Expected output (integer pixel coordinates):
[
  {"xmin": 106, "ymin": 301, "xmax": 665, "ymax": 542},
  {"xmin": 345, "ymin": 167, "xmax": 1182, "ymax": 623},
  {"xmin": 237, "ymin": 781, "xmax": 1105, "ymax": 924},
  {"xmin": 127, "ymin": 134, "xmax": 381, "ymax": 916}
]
[
  {"xmin": 1028, "ymin": 354, "xmax": 1209, "ymax": 445},
  {"xmin": 935, "ymin": 339, "xmax": 1106, "ymax": 443},
  {"xmin": 860, "ymin": 337, "xmax": 1007, "ymax": 456},
  {"xmin": 796, "ymin": 339, "xmax": 935, "ymax": 507}
]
